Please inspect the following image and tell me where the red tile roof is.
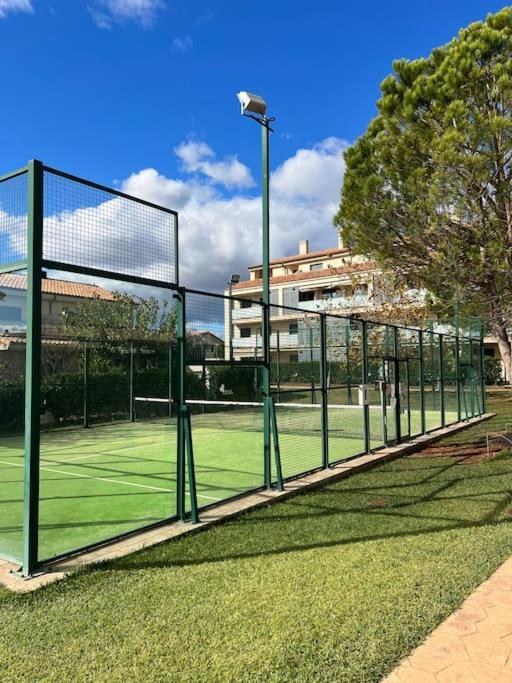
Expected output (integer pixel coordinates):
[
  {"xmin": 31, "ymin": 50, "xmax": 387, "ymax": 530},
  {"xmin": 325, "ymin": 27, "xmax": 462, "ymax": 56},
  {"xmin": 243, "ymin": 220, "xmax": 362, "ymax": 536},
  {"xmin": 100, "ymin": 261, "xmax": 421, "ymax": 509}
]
[
  {"xmin": 233, "ymin": 262, "xmax": 376, "ymax": 290},
  {"xmin": 0, "ymin": 273, "xmax": 115, "ymax": 300},
  {"xmin": 249, "ymin": 246, "xmax": 351, "ymax": 270}
]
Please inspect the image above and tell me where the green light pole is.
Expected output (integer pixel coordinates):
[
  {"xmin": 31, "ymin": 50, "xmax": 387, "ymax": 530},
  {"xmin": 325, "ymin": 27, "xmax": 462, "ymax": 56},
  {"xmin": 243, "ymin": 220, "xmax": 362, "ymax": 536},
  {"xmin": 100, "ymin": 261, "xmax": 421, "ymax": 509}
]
[{"xmin": 237, "ymin": 91, "xmax": 275, "ymax": 487}]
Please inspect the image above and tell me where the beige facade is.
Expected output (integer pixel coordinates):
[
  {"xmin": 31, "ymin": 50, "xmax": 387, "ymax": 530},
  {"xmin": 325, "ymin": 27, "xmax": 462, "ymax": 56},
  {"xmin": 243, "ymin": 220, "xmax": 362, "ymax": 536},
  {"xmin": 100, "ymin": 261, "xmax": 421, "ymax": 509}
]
[
  {"xmin": 225, "ymin": 240, "xmax": 503, "ymax": 375},
  {"xmin": 224, "ymin": 240, "xmax": 378, "ymax": 361}
]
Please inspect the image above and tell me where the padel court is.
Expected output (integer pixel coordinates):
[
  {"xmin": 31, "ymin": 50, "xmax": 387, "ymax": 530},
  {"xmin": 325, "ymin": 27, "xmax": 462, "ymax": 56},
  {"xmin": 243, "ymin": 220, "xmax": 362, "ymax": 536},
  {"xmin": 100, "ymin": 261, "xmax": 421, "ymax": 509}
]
[
  {"xmin": 0, "ymin": 160, "xmax": 485, "ymax": 575},
  {"xmin": 0, "ymin": 399, "xmax": 457, "ymax": 564}
]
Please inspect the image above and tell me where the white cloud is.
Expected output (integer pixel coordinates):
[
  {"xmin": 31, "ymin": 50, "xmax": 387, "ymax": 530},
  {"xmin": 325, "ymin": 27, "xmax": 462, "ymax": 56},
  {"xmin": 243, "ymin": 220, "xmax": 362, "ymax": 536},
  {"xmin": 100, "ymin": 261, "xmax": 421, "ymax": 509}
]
[
  {"xmin": 175, "ymin": 140, "xmax": 255, "ymax": 189},
  {"xmin": 0, "ymin": 0, "xmax": 33, "ymax": 19},
  {"xmin": 272, "ymin": 137, "xmax": 348, "ymax": 201},
  {"xmin": 91, "ymin": 0, "xmax": 164, "ymax": 28},
  {"xmin": 172, "ymin": 34, "xmax": 193, "ymax": 52},
  {"xmin": 0, "ymin": 137, "xmax": 345, "ymax": 295},
  {"xmin": 120, "ymin": 137, "xmax": 346, "ymax": 291}
]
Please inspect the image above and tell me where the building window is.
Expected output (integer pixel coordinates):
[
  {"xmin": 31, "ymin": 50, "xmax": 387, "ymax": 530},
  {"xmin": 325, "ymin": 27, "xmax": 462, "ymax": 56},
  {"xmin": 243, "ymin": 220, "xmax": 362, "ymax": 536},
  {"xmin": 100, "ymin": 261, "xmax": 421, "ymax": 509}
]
[
  {"xmin": 0, "ymin": 306, "xmax": 22, "ymax": 322},
  {"xmin": 240, "ymin": 327, "xmax": 251, "ymax": 338},
  {"xmin": 289, "ymin": 353, "xmax": 299, "ymax": 362},
  {"xmin": 310, "ymin": 263, "xmax": 323, "ymax": 271},
  {"xmin": 321, "ymin": 288, "xmax": 338, "ymax": 299},
  {"xmin": 289, "ymin": 323, "xmax": 298, "ymax": 335},
  {"xmin": 240, "ymin": 299, "xmax": 252, "ymax": 309},
  {"xmin": 298, "ymin": 290, "xmax": 315, "ymax": 302}
]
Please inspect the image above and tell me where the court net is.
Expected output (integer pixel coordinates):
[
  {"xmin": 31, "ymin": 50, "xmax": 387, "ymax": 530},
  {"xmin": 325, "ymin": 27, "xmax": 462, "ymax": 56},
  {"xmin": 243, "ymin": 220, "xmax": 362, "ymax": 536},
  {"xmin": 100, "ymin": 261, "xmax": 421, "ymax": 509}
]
[{"xmin": 134, "ymin": 397, "xmax": 365, "ymax": 440}]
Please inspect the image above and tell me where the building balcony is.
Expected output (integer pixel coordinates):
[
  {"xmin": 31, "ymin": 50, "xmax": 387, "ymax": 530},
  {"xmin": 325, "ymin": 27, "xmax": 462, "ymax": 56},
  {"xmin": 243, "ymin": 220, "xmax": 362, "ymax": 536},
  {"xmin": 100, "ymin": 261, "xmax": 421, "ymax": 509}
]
[{"xmin": 297, "ymin": 295, "xmax": 369, "ymax": 313}]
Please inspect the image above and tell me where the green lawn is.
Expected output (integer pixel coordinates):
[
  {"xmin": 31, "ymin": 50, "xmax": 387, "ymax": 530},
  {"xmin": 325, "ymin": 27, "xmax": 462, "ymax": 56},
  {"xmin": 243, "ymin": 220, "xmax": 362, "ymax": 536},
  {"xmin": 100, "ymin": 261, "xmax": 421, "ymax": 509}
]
[{"xmin": 0, "ymin": 390, "xmax": 510, "ymax": 681}]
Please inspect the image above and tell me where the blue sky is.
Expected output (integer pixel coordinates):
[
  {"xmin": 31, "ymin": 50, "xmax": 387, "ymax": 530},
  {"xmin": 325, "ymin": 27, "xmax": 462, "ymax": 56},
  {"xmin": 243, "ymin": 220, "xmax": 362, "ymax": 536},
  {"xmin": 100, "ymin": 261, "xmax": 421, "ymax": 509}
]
[{"xmin": 0, "ymin": 0, "xmax": 508, "ymax": 291}]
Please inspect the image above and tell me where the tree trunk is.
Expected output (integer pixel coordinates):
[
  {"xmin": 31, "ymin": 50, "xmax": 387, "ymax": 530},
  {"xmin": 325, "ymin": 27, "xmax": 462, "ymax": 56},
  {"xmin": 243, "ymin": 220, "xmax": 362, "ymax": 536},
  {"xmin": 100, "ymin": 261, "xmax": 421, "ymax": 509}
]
[{"xmin": 492, "ymin": 319, "xmax": 512, "ymax": 385}]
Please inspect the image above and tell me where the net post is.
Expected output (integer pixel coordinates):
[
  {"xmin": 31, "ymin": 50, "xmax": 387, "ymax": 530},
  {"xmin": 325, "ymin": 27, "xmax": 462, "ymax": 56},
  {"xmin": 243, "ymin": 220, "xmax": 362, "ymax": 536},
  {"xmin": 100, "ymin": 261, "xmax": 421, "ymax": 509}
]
[
  {"xmin": 129, "ymin": 341, "xmax": 135, "ymax": 423},
  {"xmin": 276, "ymin": 330, "xmax": 281, "ymax": 402},
  {"xmin": 83, "ymin": 340, "xmax": 89, "ymax": 428},
  {"xmin": 439, "ymin": 334, "xmax": 445, "ymax": 428},
  {"xmin": 22, "ymin": 159, "xmax": 44, "ymax": 577},
  {"xmin": 183, "ymin": 405, "xmax": 199, "ymax": 523},
  {"xmin": 320, "ymin": 314, "xmax": 329, "ymax": 469},
  {"xmin": 267, "ymin": 396, "xmax": 283, "ymax": 491},
  {"xmin": 174, "ymin": 287, "xmax": 186, "ymax": 520},
  {"xmin": 418, "ymin": 330, "xmax": 426, "ymax": 434},
  {"xmin": 361, "ymin": 320, "xmax": 371, "ymax": 453}
]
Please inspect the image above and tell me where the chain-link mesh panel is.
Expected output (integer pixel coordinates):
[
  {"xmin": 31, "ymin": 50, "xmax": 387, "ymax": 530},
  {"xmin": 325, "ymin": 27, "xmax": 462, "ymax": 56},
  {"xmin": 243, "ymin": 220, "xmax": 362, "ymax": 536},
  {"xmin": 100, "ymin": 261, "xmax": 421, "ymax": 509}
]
[
  {"xmin": 443, "ymin": 336, "xmax": 459, "ymax": 424},
  {"xmin": 184, "ymin": 290, "xmax": 264, "ymax": 506},
  {"xmin": 42, "ymin": 169, "xmax": 177, "ymax": 283},
  {"xmin": 424, "ymin": 332, "xmax": 442, "ymax": 430},
  {"xmin": 186, "ymin": 290, "xmax": 262, "ymax": 364},
  {"xmin": 397, "ymin": 329, "xmax": 421, "ymax": 437},
  {"xmin": 0, "ymin": 285, "xmax": 26, "ymax": 563},
  {"xmin": 0, "ymin": 171, "xmax": 27, "ymax": 269},
  {"xmin": 366, "ymin": 323, "xmax": 397, "ymax": 446},
  {"xmin": 37, "ymin": 275, "xmax": 178, "ymax": 563},
  {"xmin": 472, "ymin": 340, "xmax": 484, "ymax": 416},
  {"xmin": 270, "ymin": 305, "xmax": 323, "ymax": 478},
  {"xmin": 325, "ymin": 316, "xmax": 366, "ymax": 462}
]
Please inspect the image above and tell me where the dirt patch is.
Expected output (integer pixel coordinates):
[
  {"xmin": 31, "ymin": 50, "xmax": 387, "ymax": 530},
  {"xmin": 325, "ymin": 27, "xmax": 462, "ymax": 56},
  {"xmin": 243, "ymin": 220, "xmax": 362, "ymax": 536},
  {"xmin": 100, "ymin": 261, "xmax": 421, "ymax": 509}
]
[
  {"xmin": 369, "ymin": 498, "xmax": 388, "ymax": 508},
  {"xmin": 411, "ymin": 441, "xmax": 503, "ymax": 464}
]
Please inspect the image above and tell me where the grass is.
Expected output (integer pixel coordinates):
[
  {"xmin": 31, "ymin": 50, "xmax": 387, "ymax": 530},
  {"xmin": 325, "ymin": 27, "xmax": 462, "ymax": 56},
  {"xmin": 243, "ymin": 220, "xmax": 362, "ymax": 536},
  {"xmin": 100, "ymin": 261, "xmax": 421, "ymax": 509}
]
[
  {"xmin": 0, "ymin": 391, "xmax": 507, "ymax": 681},
  {"xmin": 0, "ymin": 403, "xmax": 449, "ymax": 563}
]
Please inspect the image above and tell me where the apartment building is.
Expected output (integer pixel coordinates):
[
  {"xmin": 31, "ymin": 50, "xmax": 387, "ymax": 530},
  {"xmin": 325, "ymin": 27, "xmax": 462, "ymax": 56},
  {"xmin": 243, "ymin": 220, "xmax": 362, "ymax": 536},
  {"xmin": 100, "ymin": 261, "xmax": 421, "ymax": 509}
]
[
  {"xmin": 0, "ymin": 274, "xmax": 115, "ymax": 380},
  {"xmin": 224, "ymin": 238, "xmax": 504, "ymax": 377},
  {"xmin": 225, "ymin": 239, "xmax": 379, "ymax": 361}
]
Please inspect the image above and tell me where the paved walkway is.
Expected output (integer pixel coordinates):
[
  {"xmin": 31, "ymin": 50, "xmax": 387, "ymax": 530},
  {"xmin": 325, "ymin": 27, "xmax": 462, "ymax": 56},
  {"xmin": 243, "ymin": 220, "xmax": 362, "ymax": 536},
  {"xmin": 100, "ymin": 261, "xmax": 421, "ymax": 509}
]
[{"xmin": 383, "ymin": 556, "xmax": 512, "ymax": 682}]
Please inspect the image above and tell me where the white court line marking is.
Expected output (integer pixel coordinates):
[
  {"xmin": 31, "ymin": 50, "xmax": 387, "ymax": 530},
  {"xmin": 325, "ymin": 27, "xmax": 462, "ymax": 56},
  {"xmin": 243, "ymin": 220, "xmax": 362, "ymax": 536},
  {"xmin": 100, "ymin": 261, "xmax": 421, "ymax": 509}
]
[{"xmin": 0, "ymin": 459, "xmax": 220, "ymax": 501}]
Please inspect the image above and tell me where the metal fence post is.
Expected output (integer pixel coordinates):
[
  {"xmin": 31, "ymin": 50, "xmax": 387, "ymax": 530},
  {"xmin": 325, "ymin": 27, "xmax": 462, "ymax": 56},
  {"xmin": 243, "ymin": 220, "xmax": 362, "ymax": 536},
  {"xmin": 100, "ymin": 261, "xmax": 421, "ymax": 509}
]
[
  {"xmin": 129, "ymin": 341, "xmax": 135, "ymax": 422},
  {"xmin": 345, "ymin": 324, "xmax": 352, "ymax": 405},
  {"xmin": 361, "ymin": 321, "xmax": 371, "ymax": 453},
  {"xmin": 83, "ymin": 340, "xmax": 89, "ymax": 428},
  {"xmin": 263, "ymin": 302, "xmax": 271, "ymax": 489},
  {"xmin": 22, "ymin": 159, "xmax": 44, "ymax": 576},
  {"xmin": 175, "ymin": 288, "xmax": 186, "ymax": 520},
  {"xmin": 418, "ymin": 330, "xmax": 426, "ymax": 434},
  {"xmin": 168, "ymin": 342, "xmax": 173, "ymax": 418},
  {"xmin": 393, "ymin": 326, "xmax": 401, "ymax": 443},
  {"xmin": 455, "ymin": 333, "xmax": 461, "ymax": 423},
  {"xmin": 429, "ymin": 321, "xmax": 436, "ymax": 412},
  {"xmin": 320, "ymin": 314, "xmax": 329, "ymax": 469},
  {"xmin": 479, "ymin": 320, "xmax": 486, "ymax": 414},
  {"xmin": 439, "ymin": 334, "xmax": 445, "ymax": 428}
]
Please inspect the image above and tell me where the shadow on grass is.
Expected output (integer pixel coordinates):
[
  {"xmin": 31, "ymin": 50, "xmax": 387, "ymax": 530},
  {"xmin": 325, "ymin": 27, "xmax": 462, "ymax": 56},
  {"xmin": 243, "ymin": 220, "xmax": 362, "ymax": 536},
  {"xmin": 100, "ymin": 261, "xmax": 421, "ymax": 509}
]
[{"xmin": 102, "ymin": 456, "xmax": 512, "ymax": 573}]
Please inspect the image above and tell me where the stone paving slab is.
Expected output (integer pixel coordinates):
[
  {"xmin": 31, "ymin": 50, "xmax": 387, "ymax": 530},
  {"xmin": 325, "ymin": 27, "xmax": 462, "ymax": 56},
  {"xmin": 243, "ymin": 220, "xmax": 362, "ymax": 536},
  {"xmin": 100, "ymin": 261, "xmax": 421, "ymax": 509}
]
[
  {"xmin": 383, "ymin": 555, "xmax": 512, "ymax": 682},
  {"xmin": 0, "ymin": 412, "xmax": 493, "ymax": 593}
]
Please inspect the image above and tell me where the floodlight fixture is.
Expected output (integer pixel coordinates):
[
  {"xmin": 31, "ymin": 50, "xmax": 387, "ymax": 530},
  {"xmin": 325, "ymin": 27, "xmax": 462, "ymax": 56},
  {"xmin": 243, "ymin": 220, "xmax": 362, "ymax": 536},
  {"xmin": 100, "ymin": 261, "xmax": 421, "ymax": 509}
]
[
  {"xmin": 237, "ymin": 91, "xmax": 267, "ymax": 118},
  {"xmin": 229, "ymin": 274, "xmax": 241, "ymax": 285}
]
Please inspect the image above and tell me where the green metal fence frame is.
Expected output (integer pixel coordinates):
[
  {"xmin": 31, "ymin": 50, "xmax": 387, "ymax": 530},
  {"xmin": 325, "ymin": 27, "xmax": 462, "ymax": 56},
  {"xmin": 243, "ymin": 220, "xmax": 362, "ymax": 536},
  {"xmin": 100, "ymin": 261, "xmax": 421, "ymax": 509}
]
[{"xmin": 0, "ymin": 160, "xmax": 488, "ymax": 576}]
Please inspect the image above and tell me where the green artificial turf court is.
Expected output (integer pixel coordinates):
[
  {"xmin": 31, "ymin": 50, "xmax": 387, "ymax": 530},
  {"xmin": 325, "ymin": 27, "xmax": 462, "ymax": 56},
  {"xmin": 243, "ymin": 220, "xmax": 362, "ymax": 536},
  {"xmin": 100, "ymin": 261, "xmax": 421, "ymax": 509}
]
[{"xmin": 0, "ymin": 402, "xmax": 457, "ymax": 566}]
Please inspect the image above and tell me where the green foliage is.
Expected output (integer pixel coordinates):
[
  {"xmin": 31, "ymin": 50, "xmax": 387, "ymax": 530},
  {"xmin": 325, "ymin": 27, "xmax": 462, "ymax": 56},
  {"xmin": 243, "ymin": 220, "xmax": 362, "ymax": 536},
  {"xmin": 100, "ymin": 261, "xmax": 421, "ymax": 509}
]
[
  {"xmin": 63, "ymin": 293, "xmax": 177, "ymax": 347},
  {"xmin": 484, "ymin": 356, "xmax": 503, "ymax": 385},
  {"xmin": 336, "ymin": 8, "xmax": 512, "ymax": 360}
]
